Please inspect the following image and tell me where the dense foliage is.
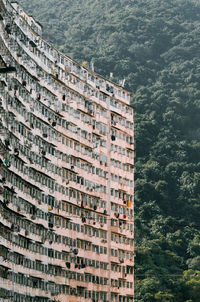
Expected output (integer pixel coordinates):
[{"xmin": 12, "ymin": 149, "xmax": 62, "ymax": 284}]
[{"xmin": 18, "ymin": 0, "xmax": 200, "ymax": 300}]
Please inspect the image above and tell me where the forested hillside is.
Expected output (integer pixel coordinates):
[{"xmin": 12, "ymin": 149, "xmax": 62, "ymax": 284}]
[{"xmin": 18, "ymin": 0, "xmax": 200, "ymax": 300}]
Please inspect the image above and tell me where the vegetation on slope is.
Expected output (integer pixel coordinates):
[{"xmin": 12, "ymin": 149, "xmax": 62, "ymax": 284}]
[{"xmin": 18, "ymin": 0, "xmax": 200, "ymax": 300}]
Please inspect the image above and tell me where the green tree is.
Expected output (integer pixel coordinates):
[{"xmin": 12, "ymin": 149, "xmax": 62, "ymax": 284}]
[
  {"xmin": 182, "ymin": 270, "xmax": 200, "ymax": 301},
  {"xmin": 154, "ymin": 291, "xmax": 175, "ymax": 302}
]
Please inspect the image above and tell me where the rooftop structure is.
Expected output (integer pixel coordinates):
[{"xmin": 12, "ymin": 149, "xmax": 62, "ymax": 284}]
[{"xmin": 0, "ymin": 0, "xmax": 135, "ymax": 301}]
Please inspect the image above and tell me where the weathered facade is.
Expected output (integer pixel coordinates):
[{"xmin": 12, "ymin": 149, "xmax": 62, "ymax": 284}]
[{"xmin": 0, "ymin": 1, "xmax": 134, "ymax": 301}]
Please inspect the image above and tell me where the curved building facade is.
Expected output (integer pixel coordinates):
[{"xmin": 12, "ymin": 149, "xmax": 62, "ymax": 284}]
[{"xmin": 0, "ymin": 0, "xmax": 134, "ymax": 301}]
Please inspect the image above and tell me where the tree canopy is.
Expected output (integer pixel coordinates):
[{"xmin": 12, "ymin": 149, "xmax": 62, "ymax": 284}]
[{"xmin": 18, "ymin": 0, "xmax": 200, "ymax": 300}]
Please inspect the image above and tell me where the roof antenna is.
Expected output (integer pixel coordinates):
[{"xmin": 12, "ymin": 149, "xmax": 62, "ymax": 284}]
[
  {"xmin": 91, "ymin": 61, "xmax": 94, "ymax": 72},
  {"xmin": 119, "ymin": 78, "xmax": 126, "ymax": 87}
]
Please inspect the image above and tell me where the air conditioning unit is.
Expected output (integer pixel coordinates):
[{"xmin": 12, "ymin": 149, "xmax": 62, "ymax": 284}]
[
  {"xmin": 51, "ymin": 293, "xmax": 56, "ymax": 296},
  {"xmin": 25, "ymin": 230, "xmax": 29, "ymax": 236}
]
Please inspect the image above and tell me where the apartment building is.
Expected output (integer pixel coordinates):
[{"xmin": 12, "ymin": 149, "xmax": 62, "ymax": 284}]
[{"xmin": 0, "ymin": 0, "xmax": 135, "ymax": 301}]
